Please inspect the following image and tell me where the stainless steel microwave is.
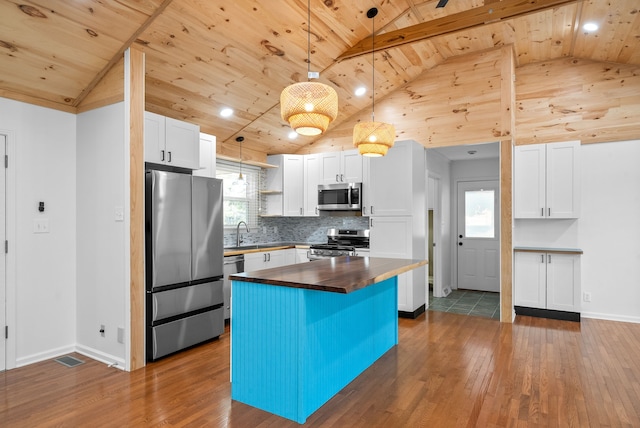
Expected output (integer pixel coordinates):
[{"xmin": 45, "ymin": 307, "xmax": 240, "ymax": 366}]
[{"xmin": 318, "ymin": 182, "xmax": 362, "ymax": 211}]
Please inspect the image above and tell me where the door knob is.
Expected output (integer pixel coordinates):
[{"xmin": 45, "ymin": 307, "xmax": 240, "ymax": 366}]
[
  {"xmin": 458, "ymin": 242, "xmax": 463, "ymax": 246},
  {"xmin": 459, "ymin": 235, "xmax": 463, "ymax": 238}
]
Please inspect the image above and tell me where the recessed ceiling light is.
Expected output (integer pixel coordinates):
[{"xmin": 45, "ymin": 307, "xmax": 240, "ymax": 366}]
[
  {"xmin": 288, "ymin": 131, "xmax": 298, "ymax": 139},
  {"xmin": 583, "ymin": 22, "xmax": 599, "ymax": 32},
  {"xmin": 220, "ymin": 107, "xmax": 233, "ymax": 117},
  {"xmin": 355, "ymin": 86, "xmax": 366, "ymax": 97}
]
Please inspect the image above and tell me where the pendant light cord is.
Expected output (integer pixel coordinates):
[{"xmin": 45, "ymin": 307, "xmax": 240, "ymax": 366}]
[
  {"xmin": 371, "ymin": 14, "xmax": 375, "ymax": 122},
  {"xmin": 307, "ymin": 0, "xmax": 311, "ymax": 79}
]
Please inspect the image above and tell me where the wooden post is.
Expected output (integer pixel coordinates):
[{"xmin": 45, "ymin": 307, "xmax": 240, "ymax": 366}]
[{"xmin": 128, "ymin": 46, "xmax": 146, "ymax": 369}]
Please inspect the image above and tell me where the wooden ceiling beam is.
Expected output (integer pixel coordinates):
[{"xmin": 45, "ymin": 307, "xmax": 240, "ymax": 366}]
[
  {"xmin": 336, "ymin": 0, "xmax": 579, "ymax": 62},
  {"xmin": 72, "ymin": 0, "xmax": 175, "ymax": 108}
]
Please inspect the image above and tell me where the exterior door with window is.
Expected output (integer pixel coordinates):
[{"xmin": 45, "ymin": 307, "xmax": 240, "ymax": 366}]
[{"xmin": 456, "ymin": 180, "xmax": 499, "ymax": 292}]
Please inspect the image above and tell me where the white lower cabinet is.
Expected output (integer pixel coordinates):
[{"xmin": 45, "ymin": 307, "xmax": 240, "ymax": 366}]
[
  {"xmin": 370, "ymin": 216, "xmax": 426, "ymax": 314},
  {"xmin": 244, "ymin": 248, "xmax": 296, "ymax": 272},
  {"xmin": 295, "ymin": 248, "xmax": 310, "ymax": 263},
  {"xmin": 514, "ymin": 251, "xmax": 581, "ymax": 313}
]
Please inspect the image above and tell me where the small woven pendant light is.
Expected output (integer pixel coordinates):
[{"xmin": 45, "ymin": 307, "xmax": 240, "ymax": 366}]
[
  {"xmin": 353, "ymin": 7, "xmax": 395, "ymax": 157},
  {"xmin": 280, "ymin": 0, "xmax": 338, "ymax": 136}
]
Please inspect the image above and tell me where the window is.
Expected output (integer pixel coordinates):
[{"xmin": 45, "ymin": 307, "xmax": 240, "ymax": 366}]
[
  {"xmin": 464, "ymin": 189, "xmax": 495, "ymax": 238},
  {"xmin": 216, "ymin": 161, "xmax": 260, "ymax": 228}
]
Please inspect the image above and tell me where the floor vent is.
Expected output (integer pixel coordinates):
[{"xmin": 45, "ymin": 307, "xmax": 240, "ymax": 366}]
[{"xmin": 54, "ymin": 355, "xmax": 85, "ymax": 368}]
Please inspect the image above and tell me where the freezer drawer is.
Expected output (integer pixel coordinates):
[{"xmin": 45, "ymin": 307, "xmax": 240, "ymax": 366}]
[
  {"xmin": 150, "ymin": 280, "xmax": 223, "ymax": 323},
  {"xmin": 149, "ymin": 308, "xmax": 224, "ymax": 360}
]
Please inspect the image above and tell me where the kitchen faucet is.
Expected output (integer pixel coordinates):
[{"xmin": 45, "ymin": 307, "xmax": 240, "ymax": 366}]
[{"xmin": 236, "ymin": 221, "xmax": 249, "ymax": 247}]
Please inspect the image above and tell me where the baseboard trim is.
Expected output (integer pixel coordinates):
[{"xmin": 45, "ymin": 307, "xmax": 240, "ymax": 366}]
[
  {"xmin": 399, "ymin": 304, "xmax": 426, "ymax": 319},
  {"xmin": 514, "ymin": 306, "xmax": 580, "ymax": 322},
  {"xmin": 581, "ymin": 312, "xmax": 640, "ymax": 324}
]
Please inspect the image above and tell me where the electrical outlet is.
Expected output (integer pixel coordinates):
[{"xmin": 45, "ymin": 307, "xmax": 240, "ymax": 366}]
[
  {"xmin": 273, "ymin": 226, "xmax": 278, "ymax": 234},
  {"xmin": 583, "ymin": 292, "xmax": 591, "ymax": 303},
  {"xmin": 262, "ymin": 226, "xmax": 267, "ymax": 234},
  {"xmin": 100, "ymin": 324, "xmax": 105, "ymax": 337},
  {"xmin": 117, "ymin": 327, "xmax": 124, "ymax": 344}
]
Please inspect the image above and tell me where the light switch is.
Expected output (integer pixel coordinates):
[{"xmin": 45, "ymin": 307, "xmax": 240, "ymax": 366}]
[
  {"xmin": 114, "ymin": 206, "xmax": 124, "ymax": 222},
  {"xmin": 33, "ymin": 219, "xmax": 49, "ymax": 233}
]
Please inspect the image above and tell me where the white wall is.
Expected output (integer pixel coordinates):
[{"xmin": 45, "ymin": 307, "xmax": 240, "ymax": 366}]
[
  {"xmin": 514, "ymin": 139, "xmax": 640, "ymax": 323},
  {"xmin": 0, "ymin": 98, "xmax": 77, "ymax": 367},
  {"xmin": 76, "ymin": 103, "xmax": 127, "ymax": 365},
  {"xmin": 579, "ymin": 140, "xmax": 640, "ymax": 322}
]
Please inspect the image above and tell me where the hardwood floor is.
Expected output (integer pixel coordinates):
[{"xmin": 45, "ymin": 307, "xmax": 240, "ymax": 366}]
[{"xmin": 2, "ymin": 312, "xmax": 639, "ymax": 427}]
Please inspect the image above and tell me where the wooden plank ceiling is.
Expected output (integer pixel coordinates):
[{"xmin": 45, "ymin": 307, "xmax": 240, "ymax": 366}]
[{"xmin": 1, "ymin": 0, "xmax": 638, "ymax": 158}]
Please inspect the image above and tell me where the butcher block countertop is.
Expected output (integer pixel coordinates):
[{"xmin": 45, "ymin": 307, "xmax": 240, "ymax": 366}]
[{"xmin": 229, "ymin": 256, "xmax": 427, "ymax": 294}]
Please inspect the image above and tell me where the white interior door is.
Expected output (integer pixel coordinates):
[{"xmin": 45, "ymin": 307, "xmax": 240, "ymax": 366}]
[
  {"xmin": 0, "ymin": 135, "xmax": 6, "ymax": 370},
  {"xmin": 456, "ymin": 180, "xmax": 499, "ymax": 292}
]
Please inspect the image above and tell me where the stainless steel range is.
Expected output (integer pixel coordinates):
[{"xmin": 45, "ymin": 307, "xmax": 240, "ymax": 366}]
[{"xmin": 308, "ymin": 229, "xmax": 370, "ymax": 260}]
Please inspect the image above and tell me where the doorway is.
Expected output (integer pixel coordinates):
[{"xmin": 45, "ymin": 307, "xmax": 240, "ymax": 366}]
[
  {"xmin": 456, "ymin": 180, "xmax": 500, "ymax": 292},
  {"xmin": 0, "ymin": 134, "xmax": 6, "ymax": 370},
  {"xmin": 427, "ymin": 174, "xmax": 445, "ymax": 298}
]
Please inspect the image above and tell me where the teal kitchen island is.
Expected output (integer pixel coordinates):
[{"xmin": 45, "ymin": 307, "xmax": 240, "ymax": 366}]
[{"xmin": 229, "ymin": 256, "xmax": 427, "ymax": 424}]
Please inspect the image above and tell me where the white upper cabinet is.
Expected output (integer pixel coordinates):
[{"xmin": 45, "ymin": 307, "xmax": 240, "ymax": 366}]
[
  {"xmin": 366, "ymin": 141, "xmax": 417, "ymax": 217},
  {"xmin": 283, "ymin": 155, "xmax": 304, "ymax": 216},
  {"xmin": 303, "ymin": 154, "xmax": 321, "ymax": 216},
  {"xmin": 193, "ymin": 132, "xmax": 216, "ymax": 178},
  {"xmin": 265, "ymin": 155, "xmax": 304, "ymax": 217},
  {"xmin": 514, "ymin": 141, "xmax": 580, "ymax": 219},
  {"xmin": 319, "ymin": 149, "xmax": 363, "ymax": 184},
  {"xmin": 144, "ymin": 112, "xmax": 200, "ymax": 169}
]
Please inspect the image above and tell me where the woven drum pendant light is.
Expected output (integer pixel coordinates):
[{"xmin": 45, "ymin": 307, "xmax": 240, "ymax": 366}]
[
  {"xmin": 280, "ymin": 0, "xmax": 338, "ymax": 136},
  {"xmin": 353, "ymin": 7, "xmax": 395, "ymax": 157}
]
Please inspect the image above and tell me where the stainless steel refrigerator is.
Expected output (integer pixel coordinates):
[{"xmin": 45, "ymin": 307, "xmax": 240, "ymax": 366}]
[{"xmin": 145, "ymin": 169, "xmax": 224, "ymax": 361}]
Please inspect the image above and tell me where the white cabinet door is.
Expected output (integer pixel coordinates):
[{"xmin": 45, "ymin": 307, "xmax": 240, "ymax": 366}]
[
  {"xmin": 193, "ymin": 132, "xmax": 216, "ymax": 178},
  {"xmin": 264, "ymin": 250, "xmax": 287, "ymax": 268},
  {"xmin": 546, "ymin": 141, "xmax": 580, "ymax": 219},
  {"xmin": 295, "ymin": 248, "xmax": 310, "ymax": 263},
  {"xmin": 370, "ymin": 216, "xmax": 415, "ymax": 312},
  {"xmin": 546, "ymin": 253, "xmax": 581, "ymax": 312},
  {"xmin": 514, "ymin": 252, "xmax": 547, "ymax": 309},
  {"xmin": 514, "ymin": 251, "xmax": 581, "ymax": 312},
  {"xmin": 514, "ymin": 141, "xmax": 580, "ymax": 219},
  {"xmin": 244, "ymin": 252, "xmax": 265, "ymax": 272},
  {"xmin": 244, "ymin": 249, "xmax": 292, "ymax": 271},
  {"xmin": 319, "ymin": 150, "xmax": 363, "ymax": 185},
  {"xmin": 368, "ymin": 141, "xmax": 413, "ymax": 216},
  {"xmin": 319, "ymin": 152, "xmax": 342, "ymax": 184},
  {"xmin": 341, "ymin": 149, "xmax": 363, "ymax": 182},
  {"xmin": 144, "ymin": 112, "xmax": 166, "ymax": 164},
  {"xmin": 144, "ymin": 112, "xmax": 200, "ymax": 169},
  {"xmin": 304, "ymin": 154, "xmax": 320, "ymax": 216},
  {"xmin": 283, "ymin": 155, "xmax": 304, "ymax": 216},
  {"xmin": 283, "ymin": 249, "xmax": 297, "ymax": 266},
  {"xmin": 361, "ymin": 157, "xmax": 371, "ymax": 216},
  {"xmin": 165, "ymin": 117, "xmax": 200, "ymax": 169},
  {"xmin": 514, "ymin": 144, "xmax": 546, "ymax": 218}
]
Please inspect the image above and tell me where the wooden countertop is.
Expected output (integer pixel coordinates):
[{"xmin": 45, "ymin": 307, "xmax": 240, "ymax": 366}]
[
  {"xmin": 223, "ymin": 244, "xmax": 311, "ymax": 256},
  {"xmin": 229, "ymin": 256, "xmax": 427, "ymax": 294}
]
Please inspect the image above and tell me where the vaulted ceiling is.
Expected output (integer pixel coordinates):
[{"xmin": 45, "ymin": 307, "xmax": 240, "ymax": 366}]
[{"xmin": 1, "ymin": 0, "xmax": 638, "ymax": 158}]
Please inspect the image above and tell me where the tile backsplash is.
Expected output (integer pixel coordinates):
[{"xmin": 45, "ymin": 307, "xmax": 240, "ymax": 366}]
[{"xmin": 224, "ymin": 216, "xmax": 369, "ymax": 247}]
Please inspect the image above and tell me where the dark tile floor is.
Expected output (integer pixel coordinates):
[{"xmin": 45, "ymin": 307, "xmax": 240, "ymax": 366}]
[{"xmin": 428, "ymin": 289, "xmax": 500, "ymax": 319}]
